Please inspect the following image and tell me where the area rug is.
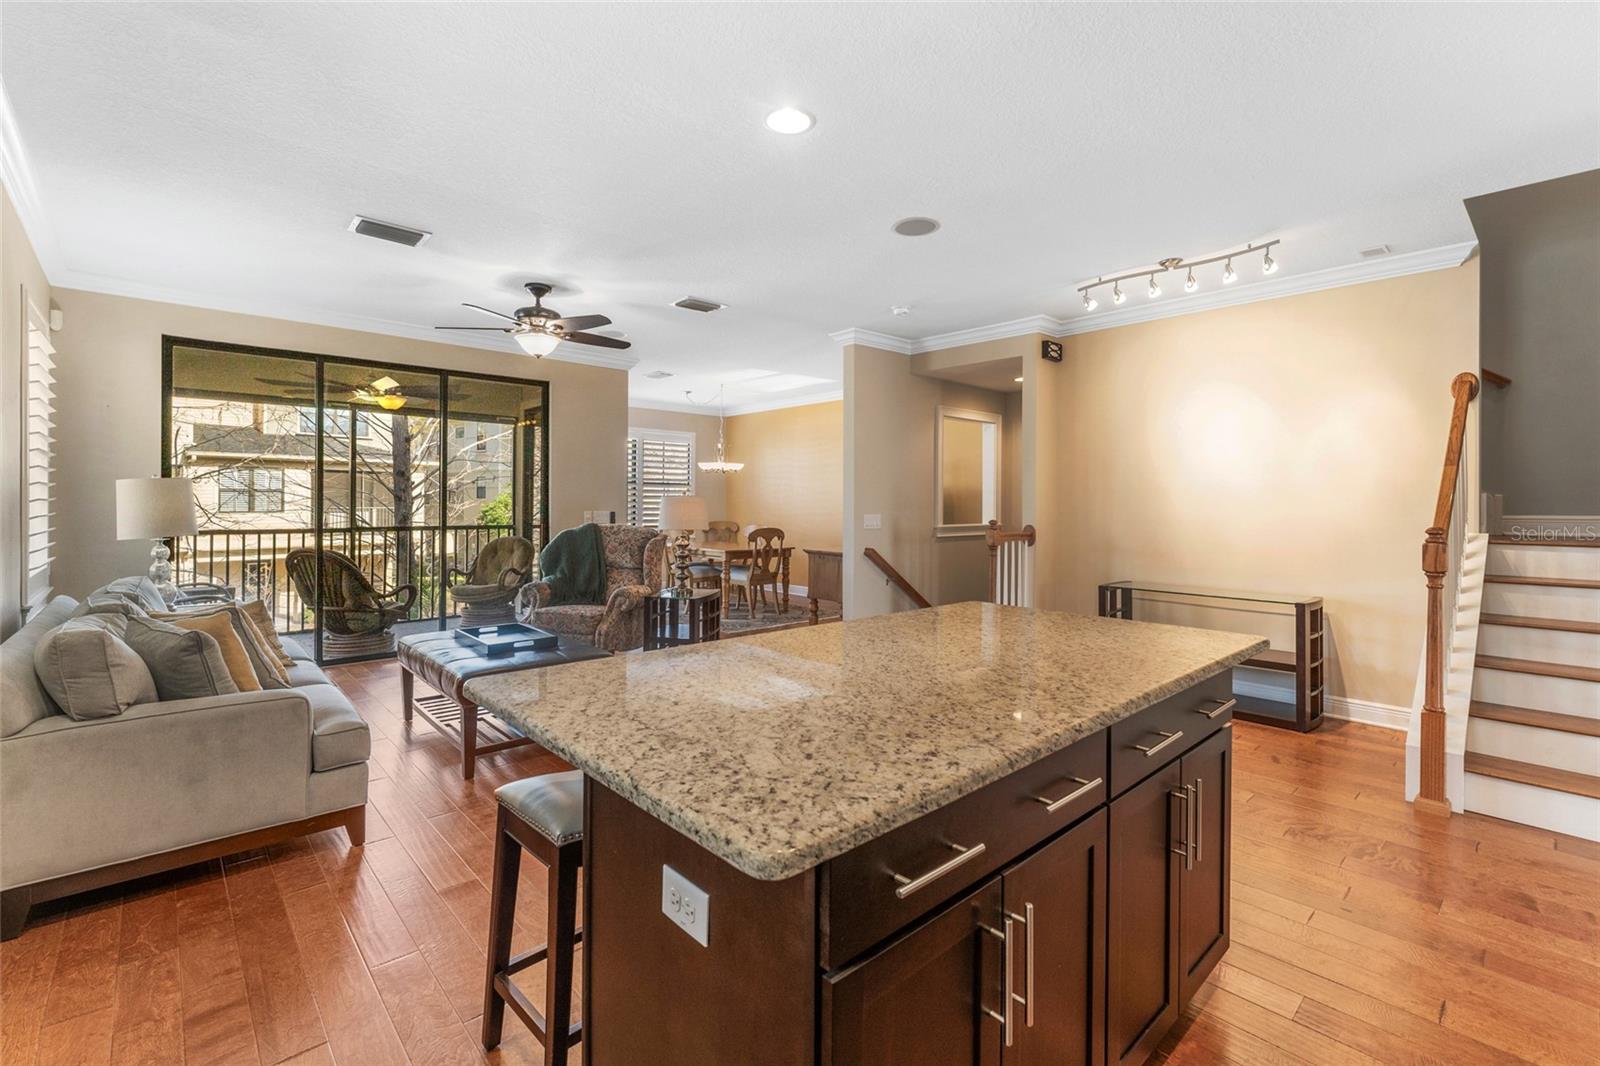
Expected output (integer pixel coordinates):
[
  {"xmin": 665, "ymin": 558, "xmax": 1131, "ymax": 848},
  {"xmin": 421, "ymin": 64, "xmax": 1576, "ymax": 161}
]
[{"xmin": 719, "ymin": 598, "xmax": 842, "ymax": 636}]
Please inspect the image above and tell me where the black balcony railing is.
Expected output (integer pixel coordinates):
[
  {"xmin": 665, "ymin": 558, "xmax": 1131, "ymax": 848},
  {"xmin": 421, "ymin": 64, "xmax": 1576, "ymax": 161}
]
[{"xmin": 175, "ymin": 524, "xmax": 532, "ymax": 636}]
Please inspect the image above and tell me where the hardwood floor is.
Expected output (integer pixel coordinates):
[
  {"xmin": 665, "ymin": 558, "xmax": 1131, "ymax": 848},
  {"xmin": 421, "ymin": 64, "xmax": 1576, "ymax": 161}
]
[{"xmin": 3, "ymin": 661, "xmax": 1597, "ymax": 1065}]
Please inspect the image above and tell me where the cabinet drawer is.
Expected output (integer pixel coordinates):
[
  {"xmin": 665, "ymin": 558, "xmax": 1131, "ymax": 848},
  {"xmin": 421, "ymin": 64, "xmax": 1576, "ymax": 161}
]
[
  {"xmin": 822, "ymin": 730, "xmax": 1106, "ymax": 970},
  {"xmin": 1109, "ymin": 672, "xmax": 1233, "ymax": 797}
]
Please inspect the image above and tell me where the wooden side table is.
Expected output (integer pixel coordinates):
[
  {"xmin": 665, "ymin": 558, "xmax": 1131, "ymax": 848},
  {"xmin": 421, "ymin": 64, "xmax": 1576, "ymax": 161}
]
[{"xmin": 644, "ymin": 589, "xmax": 721, "ymax": 650}]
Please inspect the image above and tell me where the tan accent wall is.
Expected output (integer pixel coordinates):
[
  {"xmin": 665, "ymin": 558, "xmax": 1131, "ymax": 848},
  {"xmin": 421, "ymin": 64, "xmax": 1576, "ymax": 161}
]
[
  {"xmin": 49, "ymin": 288, "xmax": 628, "ymax": 599},
  {"xmin": 843, "ymin": 347, "xmax": 1014, "ymax": 615},
  {"xmin": 627, "ymin": 406, "xmax": 729, "ymax": 522},
  {"xmin": 722, "ymin": 400, "xmax": 843, "ymax": 589},
  {"xmin": 1, "ymin": 185, "xmax": 54, "ymax": 638},
  {"xmin": 1037, "ymin": 263, "xmax": 1479, "ymax": 709}
]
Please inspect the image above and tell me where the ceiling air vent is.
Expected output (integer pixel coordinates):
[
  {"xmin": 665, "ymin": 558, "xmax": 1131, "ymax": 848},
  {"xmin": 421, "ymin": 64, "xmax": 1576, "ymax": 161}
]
[
  {"xmin": 348, "ymin": 216, "xmax": 432, "ymax": 247},
  {"xmin": 673, "ymin": 296, "xmax": 724, "ymax": 313},
  {"xmin": 1359, "ymin": 244, "xmax": 1392, "ymax": 259}
]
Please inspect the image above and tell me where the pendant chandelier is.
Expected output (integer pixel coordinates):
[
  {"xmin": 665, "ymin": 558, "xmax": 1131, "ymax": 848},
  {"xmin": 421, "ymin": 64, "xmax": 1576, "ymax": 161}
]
[{"xmin": 695, "ymin": 386, "xmax": 744, "ymax": 473}]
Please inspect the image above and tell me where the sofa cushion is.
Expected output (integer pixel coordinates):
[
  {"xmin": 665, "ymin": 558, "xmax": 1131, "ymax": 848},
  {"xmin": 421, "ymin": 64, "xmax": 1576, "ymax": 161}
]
[
  {"xmin": 155, "ymin": 605, "xmax": 290, "ymax": 689},
  {"xmin": 33, "ymin": 616, "xmax": 159, "ymax": 720},
  {"xmin": 89, "ymin": 576, "xmax": 169, "ymax": 613},
  {"xmin": 285, "ymin": 660, "xmax": 329, "ymax": 688},
  {"xmin": 161, "ymin": 612, "xmax": 262, "ymax": 693},
  {"xmin": 298, "ymin": 683, "xmax": 371, "ymax": 771},
  {"xmin": 240, "ymin": 599, "xmax": 297, "ymax": 669},
  {"xmin": 122, "ymin": 616, "xmax": 242, "ymax": 701},
  {"xmin": 1, "ymin": 596, "xmax": 80, "ymax": 738}
]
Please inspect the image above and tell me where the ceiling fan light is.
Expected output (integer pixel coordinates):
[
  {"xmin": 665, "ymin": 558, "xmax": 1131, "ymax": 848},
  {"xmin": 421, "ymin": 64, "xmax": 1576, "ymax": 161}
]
[
  {"xmin": 376, "ymin": 394, "xmax": 406, "ymax": 411},
  {"xmin": 515, "ymin": 331, "xmax": 562, "ymax": 358}
]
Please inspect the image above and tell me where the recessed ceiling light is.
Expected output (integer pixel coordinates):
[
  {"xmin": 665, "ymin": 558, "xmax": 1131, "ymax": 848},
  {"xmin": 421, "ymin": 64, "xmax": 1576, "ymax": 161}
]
[
  {"xmin": 890, "ymin": 306, "xmax": 911, "ymax": 317},
  {"xmin": 764, "ymin": 107, "xmax": 814, "ymax": 134},
  {"xmin": 1013, "ymin": 376, "xmax": 1024, "ymax": 383},
  {"xmin": 892, "ymin": 217, "xmax": 941, "ymax": 237}
]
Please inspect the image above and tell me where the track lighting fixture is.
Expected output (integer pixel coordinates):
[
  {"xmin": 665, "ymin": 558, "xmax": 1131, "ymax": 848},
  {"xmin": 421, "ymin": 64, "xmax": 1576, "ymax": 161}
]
[{"xmin": 1074, "ymin": 240, "xmax": 1277, "ymax": 311}]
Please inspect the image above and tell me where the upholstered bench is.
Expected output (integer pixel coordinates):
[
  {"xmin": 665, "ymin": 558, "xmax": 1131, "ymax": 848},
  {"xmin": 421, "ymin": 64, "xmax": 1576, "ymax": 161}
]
[{"xmin": 395, "ymin": 631, "xmax": 608, "ymax": 779}]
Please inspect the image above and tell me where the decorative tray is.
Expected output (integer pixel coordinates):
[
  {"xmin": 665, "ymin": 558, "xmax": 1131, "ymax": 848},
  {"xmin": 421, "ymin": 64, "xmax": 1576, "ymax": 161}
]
[{"xmin": 454, "ymin": 623, "xmax": 559, "ymax": 656}]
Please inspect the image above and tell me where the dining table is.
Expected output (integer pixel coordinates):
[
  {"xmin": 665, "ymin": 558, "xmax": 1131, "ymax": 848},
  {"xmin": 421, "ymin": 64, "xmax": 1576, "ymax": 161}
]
[{"xmin": 692, "ymin": 542, "xmax": 796, "ymax": 618}]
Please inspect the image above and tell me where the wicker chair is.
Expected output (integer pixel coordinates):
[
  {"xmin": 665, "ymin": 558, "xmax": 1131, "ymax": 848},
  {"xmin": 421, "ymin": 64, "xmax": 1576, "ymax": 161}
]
[
  {"xmin": 447, "ymin": 536, "xmax": 536, "ymax": 625},
  {"xmin": 518, "ymin": 525, "xmax": 666, "ymax": 652},
  {"xmin": 284, "ymin": 548, "xmax": 416, "ymax": 656}
]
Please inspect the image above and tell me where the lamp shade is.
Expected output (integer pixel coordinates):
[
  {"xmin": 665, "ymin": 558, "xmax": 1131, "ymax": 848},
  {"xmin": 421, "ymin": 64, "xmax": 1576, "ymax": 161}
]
[
  {"xmin": 116, "ymin": 477, "xmax": 199, "ymax": 540},
  {"xmin": 657, "ymin": 495, "xmax": 708, "ymax": 534}
]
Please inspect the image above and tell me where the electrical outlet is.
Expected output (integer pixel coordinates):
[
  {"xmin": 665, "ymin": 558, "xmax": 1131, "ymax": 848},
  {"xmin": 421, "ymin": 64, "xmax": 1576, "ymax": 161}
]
[
  {"xmin": 863, "ymin": 513, "xmax": 882, "ymax": 530},
  {"xmin": 661, "ymin": 865, "xmax": 710, "ymax": 947}
]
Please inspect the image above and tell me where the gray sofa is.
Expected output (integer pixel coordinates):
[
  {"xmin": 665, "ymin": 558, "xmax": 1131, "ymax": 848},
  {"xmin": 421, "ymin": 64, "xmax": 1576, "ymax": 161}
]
[{"xmin": 0, "ymin": 585, "xmax": 370, "ymax": 939}]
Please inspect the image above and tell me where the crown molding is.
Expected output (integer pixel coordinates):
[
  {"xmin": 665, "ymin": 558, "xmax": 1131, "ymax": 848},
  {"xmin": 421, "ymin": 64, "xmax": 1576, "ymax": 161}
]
[
  {"xmin": 830, "ymin": 240, "xmax": 1478, "ymax": 355},
  {"xmin": 828, "ymin": 327, "xmax": 914, "ymax": 354},
  {"xmin": 0, "ymin": 82, "xmax": 61, "ymax": 278},
  {"xmin": 629, "ymin": 386, "xmax": 843, "ymax": 417},
  {"xmin": 51, "ymin": 268, "xmax": 641, "ymax": 370},
  {"xmin": 1052, "ymin": 240, "xmax": 1479, "ymax": 337}
]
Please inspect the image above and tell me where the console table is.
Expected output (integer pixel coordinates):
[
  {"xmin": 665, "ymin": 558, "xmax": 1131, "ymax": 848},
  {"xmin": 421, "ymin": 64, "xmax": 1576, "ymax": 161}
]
[{"xmin": 1098, "ymin": 580, "xmax": 1326, "ymax": 732}]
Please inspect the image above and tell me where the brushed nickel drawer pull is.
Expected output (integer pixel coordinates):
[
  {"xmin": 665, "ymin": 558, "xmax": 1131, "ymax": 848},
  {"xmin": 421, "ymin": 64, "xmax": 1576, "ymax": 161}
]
[
  {"xmin": 1034, "ymin": 776, "xmax": 1102, "ymax": 813},
  {"xmin": 1196, "ymin": 697, "xmax": 1237, "ymax": 720},
  {"xmin": 1134, "ymin": 729, "xmax": 1184, "ymax": 757},
  {"xmin": 891, "ymin": 841, "xmax": 987, "ymax": 899},
  {"xmin": 1004, "ymin": 903, "xmax": 1035, "ymax": 1027},
  {"xmin": 1194, "ymin": 777, "xmax": 1204, "ymax": 865},
  {"xmin": 1170, "ymin": 788, "xmax": 1191, "ymax": 867}
]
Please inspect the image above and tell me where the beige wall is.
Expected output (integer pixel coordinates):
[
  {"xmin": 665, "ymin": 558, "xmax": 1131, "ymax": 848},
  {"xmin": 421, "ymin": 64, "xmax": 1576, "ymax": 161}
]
[
  {"xmin": 1, "ymin": 185, "xmax": 54, "ymax": 638},
  {"xmin": 627, "ymin": 406, "xmax": 729, "ymax": 522},
  {"xmin": 1037, "ymin": 263, "xmax": 1479, "ymax": 709},
  {"xmin": 50, "ymin": 288, "xmax": 628, "ymax": 598},
  {"xmin": 844, "ymin": 347, "xmax": 1013, "ymax": 615},
  {"xmin": 723, "ymin": 400, "xmax": 843, "ymax": 589}
]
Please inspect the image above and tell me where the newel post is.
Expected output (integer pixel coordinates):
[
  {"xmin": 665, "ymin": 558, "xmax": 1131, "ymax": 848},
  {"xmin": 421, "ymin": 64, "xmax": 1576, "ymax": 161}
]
[{"xmin": 1416, "ymin": 528, "xmax": 1451, "ymax": 815}]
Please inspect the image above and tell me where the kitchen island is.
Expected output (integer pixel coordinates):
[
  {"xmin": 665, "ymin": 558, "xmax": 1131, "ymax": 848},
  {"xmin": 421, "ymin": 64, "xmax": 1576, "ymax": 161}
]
[{"xmin": 468, "ymin": 602, "xmax": 1266, "ymax": 1066}]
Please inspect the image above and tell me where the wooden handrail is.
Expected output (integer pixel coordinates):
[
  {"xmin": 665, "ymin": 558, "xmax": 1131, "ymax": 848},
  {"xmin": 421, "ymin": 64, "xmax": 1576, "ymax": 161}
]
[
  {"xmin": 1481, "ymin": 368, "xmax": 1511, "ymax": 388},
  {"xmin": 862, "ymin": 548, "xmax": 932, "ymax": 609},
  {"xmin": 986, "ymin": 521, "xmax": 1037, "ymax": 606},
  {"xmin": 1417, "ymin": 371, "xmax": 1480, "ymax": 816}
]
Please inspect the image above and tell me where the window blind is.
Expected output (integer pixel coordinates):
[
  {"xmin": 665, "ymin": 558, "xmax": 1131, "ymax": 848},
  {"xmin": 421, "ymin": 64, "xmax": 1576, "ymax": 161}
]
[
  {"xmin": 23, "ymin": 318, "xmax": 56, "ymax": 613},
  {"xmin": 626, "ymin": 431, "xmax": 694, "ymax": 527}
]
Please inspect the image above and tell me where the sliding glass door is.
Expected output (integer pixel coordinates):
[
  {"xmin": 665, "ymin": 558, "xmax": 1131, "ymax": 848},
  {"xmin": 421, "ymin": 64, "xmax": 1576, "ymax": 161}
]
[{"xmin": 165, "ymin": 337, "xmax": 548, "ymax": 664}]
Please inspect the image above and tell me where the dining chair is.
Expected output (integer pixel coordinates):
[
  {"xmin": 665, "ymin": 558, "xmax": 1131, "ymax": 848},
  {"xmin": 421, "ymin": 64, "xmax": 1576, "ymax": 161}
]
[{"xmin": 729, "ymin": 526, "xmax": 785, "ymax": 619}]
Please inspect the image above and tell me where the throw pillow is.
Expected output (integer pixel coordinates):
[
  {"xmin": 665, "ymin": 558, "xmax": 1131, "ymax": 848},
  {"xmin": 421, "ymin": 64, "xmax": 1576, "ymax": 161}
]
[
  {"xmin": 154, "ymin": 605, "xmax": 289, "ymax": 689},
  {"xmin": 33, "ymin": 616, "xmax": 159, "ymax": 719},
  {"xmin": 160, "ymin": 612, "xmax": 262, "ymax": 692},
  {"xmin": 240, "ymin": 599, "xmax": 298, "ymax": 668},
  {"xmin": 122, "ymin": 615, "xmax": 243, "ymax": 701}
]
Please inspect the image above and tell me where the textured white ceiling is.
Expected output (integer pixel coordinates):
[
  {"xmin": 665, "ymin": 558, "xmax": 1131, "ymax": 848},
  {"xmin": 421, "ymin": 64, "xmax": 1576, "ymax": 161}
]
[{"xmin": 3, "ymin": 3, "xmax": 1597, "ymax": 409}]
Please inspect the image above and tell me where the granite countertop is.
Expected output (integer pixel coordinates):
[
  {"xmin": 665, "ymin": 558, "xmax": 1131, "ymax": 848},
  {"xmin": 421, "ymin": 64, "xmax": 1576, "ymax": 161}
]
[{"xmin": 466, "ymin": 603, "xmax": 1267, "ymax": 881}]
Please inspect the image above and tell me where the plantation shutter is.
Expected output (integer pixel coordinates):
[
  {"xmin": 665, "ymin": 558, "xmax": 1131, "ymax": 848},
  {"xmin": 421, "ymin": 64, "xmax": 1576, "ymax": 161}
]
[
  {"xmin": 626, "ymin": 430, "xmax": 694, "ymax": 527},
  {"xmin": 23, "ymin": 316, "xmax": 56, "ymax": 613}
]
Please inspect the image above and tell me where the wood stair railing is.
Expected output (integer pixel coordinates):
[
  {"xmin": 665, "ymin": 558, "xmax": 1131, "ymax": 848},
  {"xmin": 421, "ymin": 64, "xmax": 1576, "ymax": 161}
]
[
  {"xmin": 862, "ymin": 548, "xmax": 932, "ymax": 609},
  {"xmin": 1416, "ymin": 371, "xmax": 1480, "ymax": 816},
  {"xmin": 986, "ymin": 521, "xmax": 1037, "ymax": 607}
]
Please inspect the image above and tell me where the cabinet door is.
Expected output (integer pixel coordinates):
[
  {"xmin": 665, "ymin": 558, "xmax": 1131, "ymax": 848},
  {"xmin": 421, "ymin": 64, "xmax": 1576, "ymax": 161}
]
[
  {"xmin": 1180, "ymin": 727, "xmax": 1232, "ymax": 1003},
  {"xmin": 826, "ymin": 878, "xmax": 1003, "ymax": 1066},
  {"xmin": 1107, "ymin": 761, "xmax": 1182, "ymax": 1066},
  {"xmin": 1001, "ymin": 808, "xmax": 1106, "ymax": 1066}
]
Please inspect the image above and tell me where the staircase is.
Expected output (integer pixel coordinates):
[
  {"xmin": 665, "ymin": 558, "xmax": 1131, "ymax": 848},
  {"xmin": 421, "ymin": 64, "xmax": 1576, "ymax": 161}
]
[{"xmin": 1463, "ymin": 535, "xmax": 1600, "ymax": 839}]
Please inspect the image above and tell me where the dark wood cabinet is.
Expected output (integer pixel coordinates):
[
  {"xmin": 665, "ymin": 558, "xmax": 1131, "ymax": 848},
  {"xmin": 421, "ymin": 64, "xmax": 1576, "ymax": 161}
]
[
  {"xmin": 1107, "ymin": 762, "xmax": 1183, "ymax": 1066},
  {"xmin": 1179, "ymin": 728, "xmax": 1232, "ymax": 1002},
  {"xmin": 825, "ymin": 879, "xmax": 1003, "ymax": 1066},
  {"xmin": 1002, "ymin": 808, "xmax": 1107, "ymax": 1066}
]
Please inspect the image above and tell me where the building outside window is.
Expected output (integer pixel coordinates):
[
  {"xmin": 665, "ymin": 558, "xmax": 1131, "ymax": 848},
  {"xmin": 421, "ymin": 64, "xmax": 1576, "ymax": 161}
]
[{"xmin": 217, "ymin": 467, "xmax": 285, "ymax": 513}]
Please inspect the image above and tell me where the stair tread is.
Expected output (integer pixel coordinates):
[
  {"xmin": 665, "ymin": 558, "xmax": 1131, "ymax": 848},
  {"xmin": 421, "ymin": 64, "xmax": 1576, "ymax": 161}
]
[
  {"xmin": 1469, "ymin": 701, "xmax": 1600, "ymax": 737},
  {"xmin": 1475, "ymin": 654, "xmax": 1600, "ymax": 683},
  {"xmin": 1465, "ymin": 753, "xmax": 1600, "ymax": 799},
  {"xmin": 1479, "ymin": 613, "xmax": 1600, "ymax": 635},
  {"xmin": 1484, "ymin": 575, "xmax": 1600, "ymax": 589},
  {"xmin": 1490, "ymin": 536, "xmax": 1600, "ymax": 548}
]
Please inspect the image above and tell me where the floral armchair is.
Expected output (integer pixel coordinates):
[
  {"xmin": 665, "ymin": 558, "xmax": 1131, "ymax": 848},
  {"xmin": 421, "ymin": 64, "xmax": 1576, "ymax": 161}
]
[{"xmin": 520, "ymin": 525, "xmax": 666, "ymax": 652}]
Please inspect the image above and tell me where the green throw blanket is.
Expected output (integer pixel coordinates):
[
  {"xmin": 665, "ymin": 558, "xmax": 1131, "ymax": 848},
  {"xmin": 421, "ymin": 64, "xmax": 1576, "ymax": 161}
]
[{"xmin": 538, "ymin": 523, "xmax": 607, "ymax": 606}]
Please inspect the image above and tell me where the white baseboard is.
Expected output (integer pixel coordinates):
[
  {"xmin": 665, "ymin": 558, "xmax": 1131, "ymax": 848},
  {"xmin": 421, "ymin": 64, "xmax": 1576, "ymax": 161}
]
[{"xmin": 1232, "ymin": 677, "xmax": 1409, "ymax": 731}]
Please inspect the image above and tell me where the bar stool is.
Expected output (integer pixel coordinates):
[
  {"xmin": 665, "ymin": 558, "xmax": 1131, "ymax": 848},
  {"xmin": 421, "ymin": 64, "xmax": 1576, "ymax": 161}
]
[{"xmin": 482, "ymin": 771, "xmax": 584, "ymax": 1064}]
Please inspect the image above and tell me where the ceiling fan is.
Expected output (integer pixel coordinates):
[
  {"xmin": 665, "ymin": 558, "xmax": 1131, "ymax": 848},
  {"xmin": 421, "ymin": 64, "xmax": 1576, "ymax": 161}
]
[{"xmin": 435, "ymin": 282, "xmax": 632, "ymax": 357}]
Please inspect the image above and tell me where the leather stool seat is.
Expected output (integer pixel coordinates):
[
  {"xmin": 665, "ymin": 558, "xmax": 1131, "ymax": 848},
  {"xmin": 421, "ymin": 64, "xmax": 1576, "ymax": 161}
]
[{"xmin": 496, "ymin": 771, "xmax": 584, "ymax": 845}]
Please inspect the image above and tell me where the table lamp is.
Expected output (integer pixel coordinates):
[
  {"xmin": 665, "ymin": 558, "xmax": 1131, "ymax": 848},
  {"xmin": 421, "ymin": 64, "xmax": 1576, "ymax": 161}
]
[
  {"xmin": 116, "ymin": 477, "xmax": 198, "ymax": 604},
  {"xmin": 657, "ymin": 495, "xmax": 708, "ymax": 596}
]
